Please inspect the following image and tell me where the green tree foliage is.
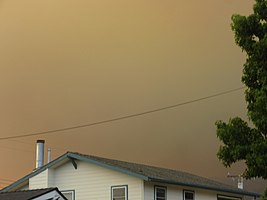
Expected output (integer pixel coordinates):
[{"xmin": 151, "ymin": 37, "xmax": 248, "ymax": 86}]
[
  {"xmin": 216, "ymin": 0, "xmax": 267, "ymax": 181},
  {"xmin": 262, "ymin": 188, "xmax": 267, "ymax": 200}
]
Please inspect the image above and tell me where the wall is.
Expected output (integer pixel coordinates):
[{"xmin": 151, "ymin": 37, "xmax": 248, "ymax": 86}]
[
  {"xmin": 144, "ymin": 182, "xmax": 243, "ymax": 200},
  {"xmin": 29, "ymin": 169, "xmax": 48, "ymax": 189},
  {"xmin": 29, "ymin": 159, "xmax": 144, "ymax": 200}
]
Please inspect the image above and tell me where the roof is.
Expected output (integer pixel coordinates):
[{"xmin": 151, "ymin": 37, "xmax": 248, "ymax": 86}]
[
  {"xmin": 1, "ymin": 152, "xmax": 260, "ymax": 197},
  {"xmin": 0, "ymin": 187, "xmax": 67, "ymax": 200}
]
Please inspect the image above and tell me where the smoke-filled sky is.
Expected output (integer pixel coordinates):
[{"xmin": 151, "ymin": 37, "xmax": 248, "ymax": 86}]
[{"xmin": 0, "ymin": 0, "xmax": 266, "ymax": 193}]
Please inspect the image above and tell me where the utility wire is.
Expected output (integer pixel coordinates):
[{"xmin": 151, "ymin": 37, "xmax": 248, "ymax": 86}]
[{"xmin": 0, "ymin": 86, "xmax": 245, "ymax": 141}]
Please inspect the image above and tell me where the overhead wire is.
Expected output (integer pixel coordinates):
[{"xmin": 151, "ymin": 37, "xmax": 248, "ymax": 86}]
[{"xmin": 0, "ymin": 86, "xmax": 245, "ymax": 141}]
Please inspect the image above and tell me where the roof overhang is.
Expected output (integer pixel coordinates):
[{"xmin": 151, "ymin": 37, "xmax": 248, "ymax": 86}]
[{"xmin": 148, "ymin": 178, "xmax": 260, "ymax": 198}]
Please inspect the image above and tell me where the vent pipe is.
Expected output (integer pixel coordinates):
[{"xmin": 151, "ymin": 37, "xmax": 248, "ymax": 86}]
[
  {"xmin": 47, "ymin": 148, "xmax": 51, "ymax": 163},
  {"xmin": 237, "ymin": 176, "xmax": 244, "ymax": 190},
  {"xmin": 36, "ymin": 140, "xmax": 45, "ymax": 169}
]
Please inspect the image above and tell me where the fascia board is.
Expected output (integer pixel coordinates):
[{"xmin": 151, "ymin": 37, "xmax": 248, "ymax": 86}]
[{"xmin": 148, "ymin": 178, "xmax": 260, "ymax": 198}]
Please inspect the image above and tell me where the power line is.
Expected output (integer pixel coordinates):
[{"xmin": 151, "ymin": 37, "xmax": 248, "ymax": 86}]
[{"xmin": 0, "ymin": 86, "xmax": 245, "ymax": 141}]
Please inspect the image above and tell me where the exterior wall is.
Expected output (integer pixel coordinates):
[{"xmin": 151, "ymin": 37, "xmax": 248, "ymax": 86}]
[
  {"xmin": 47, "ymin": 168, "xmax": 54, "ymax": 187},
  {"xmin": 29, "ymin": 160, "xmax": 144, "ymax": 200},
  {"xmin": 29, "ymin": 168, "xmax": 56, "ymax": 190},
  {"xmin": 145, "ymin": 182, "xmax": 182, "ymax": 200},
  {"xmin": 29, "ymin": 169, "xmax": 48, "ymax": 189},
  {"xmin": 144, "ymin": 182, "xmax": 243, "ymax": 200}
]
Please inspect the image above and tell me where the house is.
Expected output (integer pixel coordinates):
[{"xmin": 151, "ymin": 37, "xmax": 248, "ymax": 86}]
[
  {"xmin": 1, "ymin": 150, "xmax": 260, "ymax": 200},
  {"xmin": 0, "ymin": 187, "xmax": 67, "ymax": 200}
]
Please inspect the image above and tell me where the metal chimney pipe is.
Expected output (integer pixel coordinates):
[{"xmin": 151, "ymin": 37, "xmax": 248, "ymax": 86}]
[{"xmin": 36, "ymin": 140, "xmax": 45, "ymax": 169}]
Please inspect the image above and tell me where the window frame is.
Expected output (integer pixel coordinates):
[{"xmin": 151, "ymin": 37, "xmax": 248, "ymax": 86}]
[
  {"xmin": 61, "ymin": 190, "xmax": 75, "ymax": 200},
  {"xmin": 111, "ymin": 185, "xmax": 128, "ymax": 200},
  {"xmin": 154, "ymin": 185, "xmax": 167, "ymax": 200},
  {"xmin": 183, "ymin": 190, "xmax": 195, "ymax": 200}
]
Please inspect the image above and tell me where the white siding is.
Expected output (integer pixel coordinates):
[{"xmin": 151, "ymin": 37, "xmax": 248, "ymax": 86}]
[
  {"xmin": 29, "ymin": 169, "xmax": 48, "ymax": 189},
  {"xmin": 47, "ymin": 168, "xmax": 54, "ymax": 187},
  {"xmin": 145, "ymin": 182, "xmax": 182, "ymax": 200},
  {"xmin": 45, "ymin": 160, "xmax": 144, "ymax": 200},
  {"xmin": 144, "ymin": 182, "xmax": 242, "ymax": 200},
  {"xmin": 197, "ymin": 190, "xmax": 217, "ymax": 200}
]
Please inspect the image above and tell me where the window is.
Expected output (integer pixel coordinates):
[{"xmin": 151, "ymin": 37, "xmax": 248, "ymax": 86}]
[
  {"xmin": 183, "ymin": 190, "xmax": 194, "ymax": 200},
  {"xmin": 111, "ymin": 185, "xmax": 128, "ymax": 200},
  {"xmin": 61, "ymin": 190, "xmax": 75, "ymax": 200},
  {"xmin": 217, "ymin": 195, "xmax": 242, "ymax": 200},
  {"xmin": 155, "ymin": 186, "xmax": 167, "ymax": 200}
]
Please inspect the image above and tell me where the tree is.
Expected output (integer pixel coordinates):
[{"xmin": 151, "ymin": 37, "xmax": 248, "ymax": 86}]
[
  {"xmin": 262, "ymin": 189, "xmax": 267, "ymax": 200},
  {"xmin": 215, "ymin": 0, "xmax": 267, "ymax": 195}
]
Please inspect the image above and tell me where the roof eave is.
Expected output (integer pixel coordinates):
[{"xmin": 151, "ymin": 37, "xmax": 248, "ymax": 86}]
[{"xmin": 148, "ymin": 178, "xmax": 260, "ymax": 198}]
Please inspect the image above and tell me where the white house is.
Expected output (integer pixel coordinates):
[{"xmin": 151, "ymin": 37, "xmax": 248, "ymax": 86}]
[{"xmin": 1, "ymin": 151, "xmax": 259, "ymax": 200}]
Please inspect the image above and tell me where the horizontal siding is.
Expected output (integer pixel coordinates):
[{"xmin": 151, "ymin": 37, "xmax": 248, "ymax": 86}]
[
  {"xmin": 48, "ymin": 168, "xmax": 54, "ymax": 187},
  {"xmin": 197, "ymin": 190, "xmax": 217, "ymax": 200},
  {"xmin": 29, "ymin": 169, "xmax": 48, "ymax": 189},
  {"xmin": 49, "ymin": 160, "xmax": 143, "ymax": 200},
  {"xmin": 144, "ymin": 182, "xmax": 243, "ymax": 200}
]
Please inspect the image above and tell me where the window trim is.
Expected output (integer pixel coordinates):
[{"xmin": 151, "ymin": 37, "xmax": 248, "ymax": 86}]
[
  {"xmin": 61, "ymin": 190, "xmax": 75, "ymax": 200},
  {"xmin": 217, "ymin": 194, "xmax": 242, "ymax": 200},
  {"xmin": 111, "ymin": 185, "xmax": 128, "ymax": 200},
  {"xmin": 154, "ymin": 185, "xmax": 167, "ymax": 200},
  {"xmin": 183, "ymin": 190, "xmax": 195, "ymax": 200}
]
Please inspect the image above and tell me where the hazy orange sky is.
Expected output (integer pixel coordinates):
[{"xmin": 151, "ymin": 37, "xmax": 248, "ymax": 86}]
[{"xmin": 0, "ymin": 0, "xmax": 266, "ymax": 193}]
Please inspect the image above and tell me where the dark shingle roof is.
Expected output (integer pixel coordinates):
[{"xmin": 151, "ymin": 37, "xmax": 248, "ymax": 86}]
[
  {"xmin": 1, "ymin": 152, "xmax": 260, "ymax": 198},
  {"xmin": 0, "ymin": 188, "xmax": 61, "ymax": 200},
  {"xmin": 69, "ymin": 152, "xmax": 260, "ymax": 197}
]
